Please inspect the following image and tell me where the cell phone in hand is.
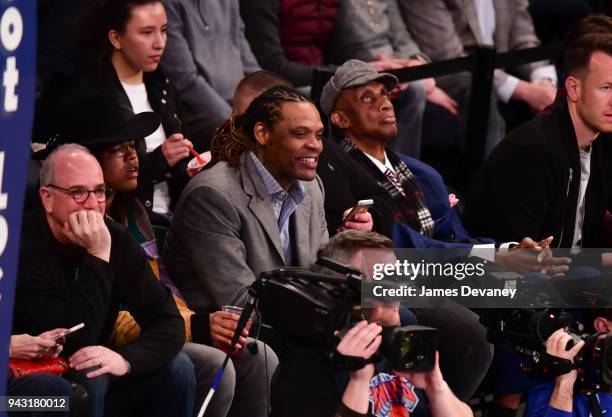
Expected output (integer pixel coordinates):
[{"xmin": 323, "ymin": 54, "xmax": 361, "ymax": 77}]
[
  {"xmin": 342, "ymin": 199, "xmax": 374, "ymax": 223},
  {"xmin": 50, "ymin": 323, "xmax": 85, "ymax": 341}
]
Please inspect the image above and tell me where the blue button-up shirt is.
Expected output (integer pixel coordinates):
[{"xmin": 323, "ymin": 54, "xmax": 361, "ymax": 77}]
[{"xmin": 249, "ymin": 152, "xmax": 305, "ymax": 265}]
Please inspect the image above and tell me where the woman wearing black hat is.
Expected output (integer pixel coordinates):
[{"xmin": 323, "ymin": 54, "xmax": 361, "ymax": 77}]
[{"xmin": 64, "ymin": 97, "xmax": 277, "ymax": 417}]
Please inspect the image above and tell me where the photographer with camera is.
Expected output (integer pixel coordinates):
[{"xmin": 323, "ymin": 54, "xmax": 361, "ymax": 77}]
[
  {"xmin": 525, "ymin": 310, "xmax": 612, "ymax": 417},
  {"xmin": 270, "ymin": 230, "xmax": 473, "ymax": 417},
  {"xmin": 335, "ymin": 319, "xmax": 472, "ymax": 417}
]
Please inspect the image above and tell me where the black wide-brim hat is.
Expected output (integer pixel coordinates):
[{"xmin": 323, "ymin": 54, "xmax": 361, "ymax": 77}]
[{"xmin": 32, "ymin": 95, "xmax": 161, "ymax": 160}]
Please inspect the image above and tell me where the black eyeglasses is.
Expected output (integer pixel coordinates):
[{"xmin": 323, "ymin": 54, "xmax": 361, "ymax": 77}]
[{"xmin": 46, "ymin": 184, "xmax": 107, "ymax": 203}]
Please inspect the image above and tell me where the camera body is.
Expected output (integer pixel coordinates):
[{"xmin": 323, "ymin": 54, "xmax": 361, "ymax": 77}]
[
  {"xmin": 254, "ymin": 262, "xmax": 438, "ymax": 372},
  {"xmin": 482, "ymin": 309, "xmax": 612, "ymax": 392},
  {"xmin": 256, "ymin": 267, "xmax": 357, "ymax": 346},
  {"xmin": 576, "ymin": 332, "xmax": 612, "ymax": 390}
]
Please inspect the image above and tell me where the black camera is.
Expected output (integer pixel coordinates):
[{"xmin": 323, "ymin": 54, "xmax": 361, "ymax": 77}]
[
  {"xmin": 481, "ymin": 308, "xmax": 612, "ymax": 392},
  {"xmin": 380, "ymin": 325, "xmax": 439, "ymax": 372},
  {"xmin": 576, "ymin": 332, "xmax": 612, "ymax": 390},
  {"xmin": 251, "ymin": 258, "xmax": 438, "ymax": 372}
]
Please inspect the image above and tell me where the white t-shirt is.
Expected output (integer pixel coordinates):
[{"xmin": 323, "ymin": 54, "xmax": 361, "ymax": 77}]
[
  {"xmin": 572, "ymin": 147, "xmax": 592, "ymax": 248},
  {"xmin": 121, "ymin": 81, "xmax": 170, "ymax": 215}
]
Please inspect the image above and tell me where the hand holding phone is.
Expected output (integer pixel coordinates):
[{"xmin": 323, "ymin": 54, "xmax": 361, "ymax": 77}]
[
  {"xmin": 342, "ymin": 199, "xmax": 374, "ymax": 224},
  {"xmin": 50, "ymin": 323, "xmax": 85, "ymax": 341},
  {"xmin": 340, "ymin": 200, "xmax": 374, "ymax": 232}
]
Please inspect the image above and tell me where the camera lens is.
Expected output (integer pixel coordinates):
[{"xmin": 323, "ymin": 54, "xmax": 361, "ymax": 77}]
[
  {"xmin": 381, "ymin": 325, "xmax": 438, "ymax": 372},
  {"xmin": 400, "ymin": 333, "xmax": 425, "ymax": 366}
]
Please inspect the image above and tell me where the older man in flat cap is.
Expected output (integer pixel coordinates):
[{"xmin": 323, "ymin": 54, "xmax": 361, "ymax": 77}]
[
  {"xmin": 319, "ymin": 59, "xmax": 569, "ymax": 401},
  {"xmin": 320, "ymin": 59, "xmax": 493, "ymax": 401},
  {"xmin": 321, "ymin": 60, "xmax": 492, "ymax": 253}
]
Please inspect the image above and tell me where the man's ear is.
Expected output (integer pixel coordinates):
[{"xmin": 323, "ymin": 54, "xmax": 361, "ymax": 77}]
[
  {"xmin": 253, "ymin": 122, "xmax": 269, "ymax": 146},
  {"xmin": 330, "ymin": 111, "xmax": 350, "ymax": 130},
  {"xmin": 39, "ymin": 187, "xmax": 53, "ymax": 214},
  {"xmin": 565, "ymin": 76, "xmax": 581, "ymax": 103},
  {"xmin": 108, "ymin": 30, "xmax": 122, "ymax": 50},
  {"xmin": 593, "ymin": 317, "xmax": 611, "ymax": 333}
]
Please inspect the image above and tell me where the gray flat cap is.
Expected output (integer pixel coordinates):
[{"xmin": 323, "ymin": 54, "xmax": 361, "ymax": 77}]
[{"xmin": 320, "ymin": 59, "xmax": 399, "ymax": 116}]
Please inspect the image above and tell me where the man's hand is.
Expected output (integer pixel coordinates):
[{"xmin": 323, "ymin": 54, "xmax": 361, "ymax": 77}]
[
  {"xmin": 397, "ymin": 352, "xmax": 473, "ymax": 417},
  {"xmin": 546, "ymin": 329, "xmax": 585, "ymax": 412},
  {"xmin": 9, "ymin": 331, "xmax": 64, "ymax": 360},
  {"xmin": 392, "ymin": 56, "xmax": 428, "ymax": 68},
  {"xmin": 426, "ymin": 87, "xmax": 458, "ymax": 116},
  {"xmin": 513, "ymin": 79, "xmax": 557, "ymax": 113},
  {"xmin": 518, "ymin": 236, "xmax": 570, "ymax": 276},
  {"xmin": 337, "ymin": 321, "xmax": 382, "ymax": 384},
  {"xmin": 601, "ymin": 252, "xmax": 612, "ymax": 266},
  {"xmin": 69, "ymin": 345, "xmax": 130, "ymax": 379},
  {"xmin": 546, "ymin": 329, "xmax": 584, "ymax": 363},
  {"xmin": 495, "ymin": 236, "xmax": 571, "ymax": 276},
  {"xmin": 63, "ymin": 210, "xmax": 111, "ymax": 262},
  {"xmin": 533, "ymin": 78, "xmax": 557, "ymax": 93},
  {"xmin": 369, "ymin": 53, "xmax": 436, "ymax": 99},
  {"xmin": 419, "ymin": 78, "xmax": 436, "ymax": 95},
  {"xmin": 515, "ymin": 236, "xmax": 553, "ymax": 249},
  {"xmin": 209, "ymin": 311, "xmax": 248, "ymax": 350},
  {"xmin": 337, "ymin": 321, "xmax": 382, "ymax": 413},
  {"xmin": 396, "ymin": 351, "xmax": 446, "ymax": 395},
  {"xmin": 339, "ymin": 209, "xmax": 373, "ymax": 232},
  {"xmin": 162, "ymin": 133, "xmax": 194, "ymax": 167},
  {"xmin": 388, "ymin": 57, "xmax": 436, "ymax": 94},
  {"xmin": 370, "ymin": 52, "xmax": 401, "ymax": 72}
]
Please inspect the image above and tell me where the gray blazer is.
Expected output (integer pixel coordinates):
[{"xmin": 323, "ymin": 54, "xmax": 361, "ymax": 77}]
[
  {"xmin": 398, "ymin": 0, "xmax": 549, "ymax": 89},
  {"xmin": 160, "ymin": 0, "xmax": 260, "ymax": 131},
  {"xmin": 327, "ymin": 0, "xmax": 425, "ymax": 65},
  {"xmin": 163, "ymin": 152, "xmax": 329, "ymax": 312}
]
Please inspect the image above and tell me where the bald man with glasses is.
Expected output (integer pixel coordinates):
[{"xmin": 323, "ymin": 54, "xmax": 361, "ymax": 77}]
[{"xmin": 12, "ymin": 143, "xmax": 194, "ymax": 417}]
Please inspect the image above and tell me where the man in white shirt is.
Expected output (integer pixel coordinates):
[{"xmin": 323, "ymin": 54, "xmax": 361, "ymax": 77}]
[{"xmin": 465, "ymin": 30, "xmax": 612, "ymax": 250}]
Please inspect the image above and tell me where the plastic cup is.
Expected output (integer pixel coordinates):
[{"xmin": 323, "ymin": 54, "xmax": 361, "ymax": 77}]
[
  {"xmin": 220, "ymin": 305, "xmax": 254, "ymax": 357},
  {"xmin": 187, "ymin": 151, "xmax": 211, "ymax": 176}
]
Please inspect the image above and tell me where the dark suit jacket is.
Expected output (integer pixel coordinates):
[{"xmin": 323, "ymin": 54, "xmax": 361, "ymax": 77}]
[
  {"xmin": 317, "ymin": 139, "xmax": 394, "ymax": 237},
  {"xmin": 465, "ymin": 100, "xmax": 612, "ymax": 247},
  {"xmin": 390, "ymin": 153, "xmax": 493, "ymax": 249},
  {"xmin": 163, "ymin": 152, "xmax": 329, "ymax": 312}
]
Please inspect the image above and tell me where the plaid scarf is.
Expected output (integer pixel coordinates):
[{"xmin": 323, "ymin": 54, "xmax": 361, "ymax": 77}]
[{"xmin": 341, "ymin": 139, "xmax": 435, "ymax": 238}]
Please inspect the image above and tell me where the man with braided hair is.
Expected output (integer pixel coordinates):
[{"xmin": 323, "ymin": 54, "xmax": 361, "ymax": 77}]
[
  {"xmin": 232, "ymin": 70, "xmax": 393, "ymax": 237},
  {"xmin": 163, "ymin": 85, "xmax": 329, "ymax": 314}
]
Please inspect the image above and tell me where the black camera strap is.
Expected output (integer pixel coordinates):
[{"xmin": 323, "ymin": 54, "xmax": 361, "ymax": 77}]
[
  {"xmin": 329, "ymin": 349, "xmax": 383, "ymax": 372},
  {"xmin": 539, "ymin": 352, "xmax": 577, "ymax": 377}
]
